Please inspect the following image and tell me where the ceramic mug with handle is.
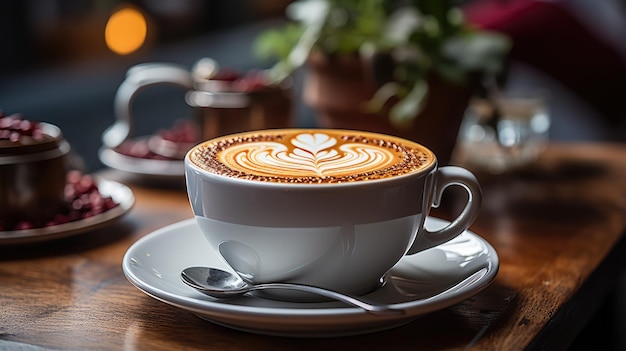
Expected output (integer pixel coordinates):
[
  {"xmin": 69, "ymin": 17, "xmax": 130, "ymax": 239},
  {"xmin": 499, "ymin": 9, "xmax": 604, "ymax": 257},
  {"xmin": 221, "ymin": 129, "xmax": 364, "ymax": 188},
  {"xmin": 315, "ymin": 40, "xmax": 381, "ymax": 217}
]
[{"xmin": 185, "ymin": 128, "xmax": 482, "ymax": 299}]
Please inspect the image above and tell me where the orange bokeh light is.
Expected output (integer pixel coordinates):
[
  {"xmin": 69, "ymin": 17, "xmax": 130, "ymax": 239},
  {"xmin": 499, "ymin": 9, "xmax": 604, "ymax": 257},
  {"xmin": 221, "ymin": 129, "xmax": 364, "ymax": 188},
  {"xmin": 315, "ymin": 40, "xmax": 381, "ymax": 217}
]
[{"xmin": 105, "ymin": 7, "xmax": 147, "ymax": 55}]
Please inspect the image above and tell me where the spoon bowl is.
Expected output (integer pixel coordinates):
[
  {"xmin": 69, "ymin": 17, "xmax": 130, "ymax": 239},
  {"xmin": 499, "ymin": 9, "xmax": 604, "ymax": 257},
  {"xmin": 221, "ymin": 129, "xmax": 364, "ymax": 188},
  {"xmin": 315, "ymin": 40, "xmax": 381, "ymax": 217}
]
[{"xmin": 181, "ymin": 266, "xmax": 404, "ymax": 316}]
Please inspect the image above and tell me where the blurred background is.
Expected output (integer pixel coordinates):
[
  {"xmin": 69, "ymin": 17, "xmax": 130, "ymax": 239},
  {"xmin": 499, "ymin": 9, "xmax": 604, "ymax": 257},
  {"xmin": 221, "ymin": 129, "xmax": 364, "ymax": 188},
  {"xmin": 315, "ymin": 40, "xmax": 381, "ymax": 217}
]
[
  {"xmin": 0, "ymin": 0, "xmax": 294, "ymax": 171},
  {"xmin": 0, "ymin": 0, "xmax": 292, "ymax": 77},
  {"xmin": 1, "ymin": 1, "xmax": 625, "ymax": 347},
  {"xmin": 1, "ymin": 0, "xmax": 625, "ymax": 172}
]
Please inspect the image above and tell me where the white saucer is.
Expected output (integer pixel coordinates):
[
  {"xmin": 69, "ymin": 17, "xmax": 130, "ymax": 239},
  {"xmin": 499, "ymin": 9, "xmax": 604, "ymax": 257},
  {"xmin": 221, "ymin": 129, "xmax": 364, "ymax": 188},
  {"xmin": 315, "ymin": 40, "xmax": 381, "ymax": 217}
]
[
  {"xmin": 0, "ymin": 179, "xmax": 134, "ymax": 245},
  {"xmin": 99, "ymin": 146, "xmax": 184, "ymax": 178},
  {"xmin": 122, "ymin": 217, "xmax": 498, "ymax": 337}
]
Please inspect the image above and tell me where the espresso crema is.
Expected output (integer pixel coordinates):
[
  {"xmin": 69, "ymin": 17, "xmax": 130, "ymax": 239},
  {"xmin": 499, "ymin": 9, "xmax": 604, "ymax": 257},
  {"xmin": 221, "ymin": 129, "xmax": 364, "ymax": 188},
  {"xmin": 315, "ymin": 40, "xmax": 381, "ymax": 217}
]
[{"xmin": 188, "ymin": 129, "xmax": 434, "ymax": 183}]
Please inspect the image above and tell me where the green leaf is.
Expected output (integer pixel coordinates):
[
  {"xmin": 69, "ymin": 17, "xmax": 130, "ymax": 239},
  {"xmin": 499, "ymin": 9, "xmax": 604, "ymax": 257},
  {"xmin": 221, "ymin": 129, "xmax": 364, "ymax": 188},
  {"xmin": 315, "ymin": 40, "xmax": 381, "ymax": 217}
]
[
  {"xmin": 441, "ymin": 31, "xmax": 511, "ymax": 73},
  {"xmin": 435, "ymin": 61, "xmax": 466, "ymax": 84},
  {"xmin": 389, "ymin": 79, "xmax": 428, "ymax": 128},
  {"xmin": 362, "ymin": 82, "xmax": 404, "ymax": 112},
  {"xmin": 254, "ymin": 25, "xmax": 305, "ymax": 61}
]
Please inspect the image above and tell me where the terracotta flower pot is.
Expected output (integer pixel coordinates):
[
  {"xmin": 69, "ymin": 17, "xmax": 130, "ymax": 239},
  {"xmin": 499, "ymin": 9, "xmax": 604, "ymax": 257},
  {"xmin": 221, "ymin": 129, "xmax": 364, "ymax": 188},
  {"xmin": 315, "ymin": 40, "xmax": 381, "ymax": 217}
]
[{"xmin": 303, "ymin": 52, "xmax": 471, "ymax": 165}]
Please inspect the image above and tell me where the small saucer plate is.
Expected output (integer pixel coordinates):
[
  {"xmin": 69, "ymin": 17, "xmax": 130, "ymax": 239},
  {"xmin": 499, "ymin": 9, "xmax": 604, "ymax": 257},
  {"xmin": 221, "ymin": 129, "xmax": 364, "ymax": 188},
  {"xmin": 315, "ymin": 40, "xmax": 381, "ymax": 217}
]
[
  {"xmin": 99, "ymin": 144, "xmax": 184, "ymax": 179},
  {"xmin": 122, "ymin": 217, "xmax": 499, "ymax": 337},
  {"xmin": 0, "ymin": 179, "xmax": 134, "ymax": 245}
]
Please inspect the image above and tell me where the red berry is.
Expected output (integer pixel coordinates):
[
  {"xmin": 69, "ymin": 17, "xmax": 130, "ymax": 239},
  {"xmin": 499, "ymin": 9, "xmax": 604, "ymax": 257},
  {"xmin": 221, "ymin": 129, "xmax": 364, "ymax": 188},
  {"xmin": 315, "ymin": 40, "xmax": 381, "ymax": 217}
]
[
  {"xmin": 54, "ymin": 214, "xmax": 70, "ymax": 225},
  {"xmin": 103, "ymin": 198, "xmax": 117, "ymax": 210},
  {"xmin": 76, "ymin": 175, "xmax": 96, "ymax": 193},
  {"xmin": 19, "ymin": 120, "xmax": 32, "ymax": 132},
  {"xmin": 66, "ymin": 170, "xmax": 82, "ymax": 185},
  {"xmin": 15, "ymin": 221, "xmax": 34, "ymax": 230},
  {"xmin": 213, "ymin": 68, "xmax": 242, "ymax": 82},
  {"xmin": 0, "ymin": 113, "xmax": 46, "ymax": 142},
  {"xmin": 0, "ymin": 117, "xmax": 11, "ymax": 129}
]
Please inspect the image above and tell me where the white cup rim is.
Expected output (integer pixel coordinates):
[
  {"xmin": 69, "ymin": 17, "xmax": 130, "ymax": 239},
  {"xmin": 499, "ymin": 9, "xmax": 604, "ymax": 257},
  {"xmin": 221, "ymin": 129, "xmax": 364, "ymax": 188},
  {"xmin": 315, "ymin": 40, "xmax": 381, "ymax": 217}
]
[
  {"xmin": 184, "ymin": 128, "xmax": 438, "ymax": 188},
  {"xmin": 185, "ymin": 156, "xmax": 437, "ymax": 189}
]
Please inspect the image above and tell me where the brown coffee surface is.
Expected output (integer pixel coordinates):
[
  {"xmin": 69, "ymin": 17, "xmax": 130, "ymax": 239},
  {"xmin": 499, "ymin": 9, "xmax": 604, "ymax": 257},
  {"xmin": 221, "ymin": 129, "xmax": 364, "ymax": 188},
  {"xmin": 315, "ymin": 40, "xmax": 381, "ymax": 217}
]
[{"xmin": 189, "ymin": 129, "xmax": 434, "ymax": 183}]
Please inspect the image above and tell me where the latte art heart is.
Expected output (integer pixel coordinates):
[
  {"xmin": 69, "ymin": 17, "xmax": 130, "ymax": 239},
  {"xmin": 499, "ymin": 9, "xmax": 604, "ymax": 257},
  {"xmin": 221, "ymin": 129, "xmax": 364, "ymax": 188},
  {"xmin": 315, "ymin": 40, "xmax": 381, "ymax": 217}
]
[
  {"xmin": 189, "ymin": 129, "xmax": 434, "ymax": 183},
  {"xmin": 223, "ymin": 133, "xmax": 396, "ymax": 178}
]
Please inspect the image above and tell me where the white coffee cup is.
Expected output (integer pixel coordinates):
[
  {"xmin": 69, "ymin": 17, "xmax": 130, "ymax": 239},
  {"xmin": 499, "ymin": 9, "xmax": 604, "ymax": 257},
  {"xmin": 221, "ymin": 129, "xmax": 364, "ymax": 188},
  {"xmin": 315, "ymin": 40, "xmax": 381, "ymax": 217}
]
[{"xmin": 185, "ymin": 129, "xmax": 481, "ymax": 299}]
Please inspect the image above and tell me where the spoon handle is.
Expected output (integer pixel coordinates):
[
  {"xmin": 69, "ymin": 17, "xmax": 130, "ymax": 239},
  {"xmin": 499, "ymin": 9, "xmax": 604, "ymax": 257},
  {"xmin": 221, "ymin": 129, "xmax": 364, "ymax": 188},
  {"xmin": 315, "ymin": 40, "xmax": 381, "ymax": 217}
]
[{"xmin": 248, "ymin": 283, "xmax": 405, "ymax": 316}]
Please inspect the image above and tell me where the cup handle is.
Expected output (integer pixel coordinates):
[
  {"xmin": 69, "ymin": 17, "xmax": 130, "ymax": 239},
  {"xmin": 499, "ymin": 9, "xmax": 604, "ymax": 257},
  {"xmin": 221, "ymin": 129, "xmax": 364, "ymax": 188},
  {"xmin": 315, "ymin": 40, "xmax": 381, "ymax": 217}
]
[
  {"xmin": 101, "ymin": 63, "xmax": 193, "ymax": 149},
  {"xmin": 406, "ymin": 166, "xmax": 482, "ymax": 255}
]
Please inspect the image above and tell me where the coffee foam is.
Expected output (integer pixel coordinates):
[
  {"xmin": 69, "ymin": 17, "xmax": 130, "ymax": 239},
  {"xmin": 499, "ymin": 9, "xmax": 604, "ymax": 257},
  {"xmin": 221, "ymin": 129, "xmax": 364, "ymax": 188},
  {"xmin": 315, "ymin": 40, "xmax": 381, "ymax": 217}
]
[{"xmin": 189, "ymin": 130, "xmax": 434, "ymax": 183}]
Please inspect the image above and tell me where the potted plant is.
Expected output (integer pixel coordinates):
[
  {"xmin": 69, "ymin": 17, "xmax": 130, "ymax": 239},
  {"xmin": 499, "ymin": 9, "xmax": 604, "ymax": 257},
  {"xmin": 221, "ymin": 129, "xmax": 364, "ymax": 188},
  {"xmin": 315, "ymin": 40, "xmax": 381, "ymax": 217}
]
[{"xmin": 255, "ymin": 0, "xmax": 510, "ymax": 164}]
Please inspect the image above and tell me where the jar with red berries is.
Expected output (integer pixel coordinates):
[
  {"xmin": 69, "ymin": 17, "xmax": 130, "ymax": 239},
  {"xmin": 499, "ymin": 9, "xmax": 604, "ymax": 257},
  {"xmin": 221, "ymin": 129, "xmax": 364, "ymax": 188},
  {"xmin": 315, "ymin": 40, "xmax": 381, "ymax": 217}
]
[{"xmin": 0, "ymin": 113, "xmax": 71, "ymax": 230}]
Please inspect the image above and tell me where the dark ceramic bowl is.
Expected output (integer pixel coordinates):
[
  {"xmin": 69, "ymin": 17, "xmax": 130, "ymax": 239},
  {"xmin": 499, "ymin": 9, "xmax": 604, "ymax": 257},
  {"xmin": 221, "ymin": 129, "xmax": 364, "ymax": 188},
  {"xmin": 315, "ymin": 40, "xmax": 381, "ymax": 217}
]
[{"xmin": 0, "ymin": 123, "xmax": 70, "ymax": 229}]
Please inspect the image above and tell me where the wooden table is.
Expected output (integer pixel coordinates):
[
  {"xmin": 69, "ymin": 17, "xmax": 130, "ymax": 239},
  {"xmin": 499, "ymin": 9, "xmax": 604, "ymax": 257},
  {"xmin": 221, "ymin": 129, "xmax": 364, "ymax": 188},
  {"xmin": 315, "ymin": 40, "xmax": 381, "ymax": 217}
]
[{"xmin": 1, "ymin": 143, "xmax": 625, "ymax": 350}]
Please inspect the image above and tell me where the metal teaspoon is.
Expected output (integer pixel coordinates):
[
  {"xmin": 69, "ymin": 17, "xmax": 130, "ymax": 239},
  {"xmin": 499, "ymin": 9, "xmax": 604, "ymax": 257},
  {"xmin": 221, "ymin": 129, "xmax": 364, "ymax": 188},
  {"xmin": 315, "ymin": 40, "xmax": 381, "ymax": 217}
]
[{"xmin": 180, "ymin": 266, "xmax": 404, "ymax": 316}]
